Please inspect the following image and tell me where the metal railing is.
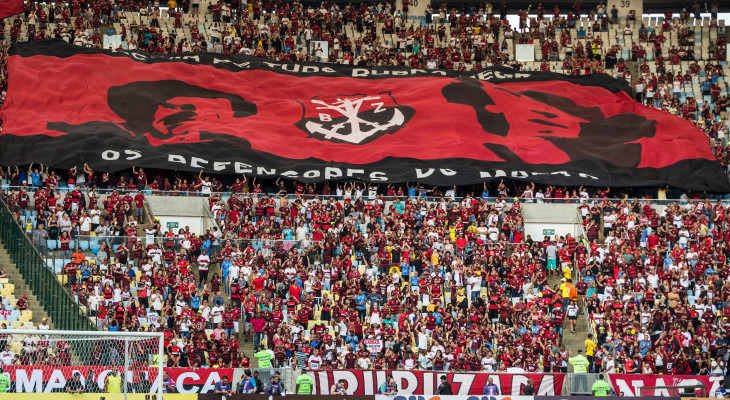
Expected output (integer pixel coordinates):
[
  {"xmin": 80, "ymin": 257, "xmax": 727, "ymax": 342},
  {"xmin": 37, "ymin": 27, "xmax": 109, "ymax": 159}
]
[
  {"xmin": 37, "ymin": 235, "xmax": 322, "ymax": 277},
  {"xmin": 568, "ymin": 372, "xmax": 601, "ymax": 395},
  {"xmin": 574, "ymin": 209, "xmax": 594, "ymax": 337},
  {"xmin": 2, "ymin": 182, "xmax": 724, "ymax": 205},
  {"xmin": 37, "ymin": 233, "xmax": 321, "ymax": 252},
  {"xmin": 0, "ymin": 200, "xmax": 96, "ymax": 331}
]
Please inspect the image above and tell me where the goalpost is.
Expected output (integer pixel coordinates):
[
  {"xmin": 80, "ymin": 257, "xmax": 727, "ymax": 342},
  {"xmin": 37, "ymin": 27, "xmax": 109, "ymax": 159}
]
[{"xmin": 0, "ymin": 329, "xmax": 164, "ymax": 399}]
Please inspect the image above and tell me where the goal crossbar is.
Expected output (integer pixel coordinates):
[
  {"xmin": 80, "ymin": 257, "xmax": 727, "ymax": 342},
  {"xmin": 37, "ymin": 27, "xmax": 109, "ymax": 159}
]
[{"xmin": 0, "ymin": 329, "xmax": 164, "ymax": 399}]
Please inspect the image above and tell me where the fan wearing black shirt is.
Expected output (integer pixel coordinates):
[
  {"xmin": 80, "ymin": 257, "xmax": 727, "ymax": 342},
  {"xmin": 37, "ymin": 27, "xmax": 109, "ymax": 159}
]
[
  {"xmin": 436, "ymin": 376, "xmax": 453, "ymax": 395},
  {"xmin": 66, "ymin": 372, "xmax": 84, "ymax": 394}
]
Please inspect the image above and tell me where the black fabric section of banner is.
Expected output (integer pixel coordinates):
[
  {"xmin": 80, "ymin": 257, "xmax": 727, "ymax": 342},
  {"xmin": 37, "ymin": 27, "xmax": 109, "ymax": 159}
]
[
  {"xmin": 5, "ymin": 40, "xmax": 730, "ymax": 192},
  {"xmin": 9, "ymin": 40, "xmax": 629, "ymax": 94},
  {"xmin": 1, "ymin": 132, "xmax": 729, "ymax": 192}
]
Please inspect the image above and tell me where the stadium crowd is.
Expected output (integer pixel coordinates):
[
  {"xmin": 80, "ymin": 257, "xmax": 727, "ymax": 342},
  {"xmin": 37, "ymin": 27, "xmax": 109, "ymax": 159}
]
[
  {"xmin": 578, "ymin": 197, "xmax": 730, "ymax": 376},
  {"xmin": 2, "ymin": 170, "xmax": 730, "ymax": 377},
  {"xmin": 0, "ymin": 0, "xmax": 728, "ymax": 377}
]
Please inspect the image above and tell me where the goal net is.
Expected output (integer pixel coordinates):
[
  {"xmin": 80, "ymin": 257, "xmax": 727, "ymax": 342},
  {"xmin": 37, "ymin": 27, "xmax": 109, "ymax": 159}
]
[{"xmin": 0, "ymin": 329, "xmax": 163, "ymax": 398}]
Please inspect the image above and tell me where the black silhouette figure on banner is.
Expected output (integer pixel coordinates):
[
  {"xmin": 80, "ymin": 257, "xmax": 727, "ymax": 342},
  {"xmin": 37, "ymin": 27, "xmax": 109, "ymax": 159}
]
[
  {"xmin": 48, "ymin": 80, "xmax": 257, "ymax": 146},
  {"xmin": 442, "ymin": 79, "xmax": 656, "ymax": 168}
]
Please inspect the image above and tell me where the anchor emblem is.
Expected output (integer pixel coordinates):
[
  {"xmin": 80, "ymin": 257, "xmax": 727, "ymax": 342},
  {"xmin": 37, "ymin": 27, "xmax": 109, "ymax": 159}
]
[{"xmin": 298, "ymin": 93, "xmax": 413, "ymax": 145}]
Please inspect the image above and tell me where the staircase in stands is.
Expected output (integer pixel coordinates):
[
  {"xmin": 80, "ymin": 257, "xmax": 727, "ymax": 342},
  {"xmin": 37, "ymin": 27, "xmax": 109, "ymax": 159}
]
[{"xmin": 0, "ymin": 243, "xmax": 54, "ymax": 329}]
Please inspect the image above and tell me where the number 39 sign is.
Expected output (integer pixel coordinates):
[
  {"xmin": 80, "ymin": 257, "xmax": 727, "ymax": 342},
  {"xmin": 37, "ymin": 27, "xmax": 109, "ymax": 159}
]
[{"xmin": 607, "ymin": 0, "xmax": 642, "ymax": 16}]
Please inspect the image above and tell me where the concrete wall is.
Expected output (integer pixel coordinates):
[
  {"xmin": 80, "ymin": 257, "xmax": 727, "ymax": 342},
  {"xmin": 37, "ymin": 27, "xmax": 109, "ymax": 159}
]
[
  {"xmin": 522, "ymin": 203, "xmax": 583, "ymax": 240},
  {"xmin": 525, "ymin": 221, "xmax": 583, "ymax": 241},
  {"xmin": 146, "ymin": 196, "xmax": 217, "ymax": 234}
]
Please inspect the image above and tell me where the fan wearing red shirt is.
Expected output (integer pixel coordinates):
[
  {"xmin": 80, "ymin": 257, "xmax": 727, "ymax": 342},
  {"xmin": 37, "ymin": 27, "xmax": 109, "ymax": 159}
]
[
  {"xmin": 253, "ymin": 271, "xmax": 267, "ymax": 291},
  {"xmin": 133, "ymin": 190, "xmax": 145, "ymax": 222},
  {"xmin": 168, "ymin": 340, "xmax": 182, "ymax": 367},
  {"xmin": 289, "ymin": 281, "xmax": 301, "ymax": 301}
]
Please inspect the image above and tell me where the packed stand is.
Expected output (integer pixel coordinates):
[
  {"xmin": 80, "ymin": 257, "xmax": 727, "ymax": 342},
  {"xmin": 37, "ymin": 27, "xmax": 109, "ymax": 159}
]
[
  {"xmin": 578, "ymin": 197, "xmax": 730, "ymax": 375},
  {"xmin": 0, "ymin": 0, "xmax": 727, "ymax": 374},
  {"xmin": 3, "ymin": 168, "xmax": 598, "ymax": 372},
  {"xmin": 3, "ymin": 162, "xmax": 730, "ymax": 374}
]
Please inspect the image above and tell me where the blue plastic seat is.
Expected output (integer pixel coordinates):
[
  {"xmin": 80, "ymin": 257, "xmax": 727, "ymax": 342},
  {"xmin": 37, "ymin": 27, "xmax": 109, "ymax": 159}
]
[
  {"xmin": 54, "ymin": 259, "xmax": 65, "ymax": 274},
  {"xmin": 89, "ymin": 239, "xmax": 101, "ymax": 253}
]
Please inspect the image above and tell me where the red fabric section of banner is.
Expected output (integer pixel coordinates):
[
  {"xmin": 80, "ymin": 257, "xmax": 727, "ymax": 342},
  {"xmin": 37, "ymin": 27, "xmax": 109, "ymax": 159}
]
[
  {"xmin": 1, "ymin": 52, "xmax": 714, "ymax": 169},
  {"xmin": 0, "ymin": 0, "xmax": 22, "ymax": 19}
]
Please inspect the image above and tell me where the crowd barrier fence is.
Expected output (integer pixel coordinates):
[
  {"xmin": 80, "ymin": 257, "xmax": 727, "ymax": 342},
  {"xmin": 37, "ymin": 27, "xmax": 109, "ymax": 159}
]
[
  {"xmin": 0, "ymin": 200, "xmax": 95, "ymax": 331},
  {"xmin": 0, "ymin": 366, "xmax": 720, "ymax": 397},
  {"xmin": 0, "ymin": 182, "xmax": 722, "ymax": 204},
  {"xmin": 0, "ymin": 393, "xmax": 693, "ymax": 400}
]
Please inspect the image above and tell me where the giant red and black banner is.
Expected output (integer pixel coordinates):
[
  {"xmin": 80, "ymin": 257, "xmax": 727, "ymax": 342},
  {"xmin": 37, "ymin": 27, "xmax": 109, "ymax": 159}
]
[
  {"xmin": 307, "ymin": 370, "xmax": 564, "ymax": 395},
  {"xmin": 608, "ymin": 373, "xmax": 721, "ymax": 397},
  {"xmin": 1, "ymin": 40, "xmax": 728, "ymax": 190},
  {"xmin": 0, "ymin": 0, "xmax": 22, "ymax": 19},
  {"xmin": 0, "ymin": 365, "xmax": 233, "ymax": 393}
]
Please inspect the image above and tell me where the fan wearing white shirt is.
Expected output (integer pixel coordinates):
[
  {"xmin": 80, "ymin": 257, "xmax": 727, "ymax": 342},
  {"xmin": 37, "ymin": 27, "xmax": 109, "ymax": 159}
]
[
  {"xmin": 284, "ymin": 266, "xmax": 297, "ymax": 280},
  {"xmin": 229, "ymin": 264, "xmax": 240, "ymax": 286},
  {"xmin": 211, "ymin": 302, "xmax": 225, "ymax": 325},
  {"xmin": 147, "ymin": 246, "xmax": 162, "ymax": 264},
  {"xmin": 307, "ymin": 349, "xmax": 322, "ymax": 369},
  {"xmin": 197, "ymin": 253, "xmax": 210, "ymax": 282},
  {"xmin": 603, "ymin": 354, "xmax": 616, "ymax": 373},
  {"xmin": 430, "ymin": 343, "xmax": 445, "ymax": 355},
  {"xmin": 357, "ymin": 354, "xmax": 371, "ymax": 369},
  {"xmin": 200, "ymin": 301, "xmax": 211, "ymax": 322},
  {"xmin": 89, "ymin": 208, "xmax": 101, "ymax": 228},
  {"xmin": 141, "ymin": 261, "xmax": 153, "ymax": 276},
  {"xmin": 39, "ymin": 318, "xmax": 50, "ymax": 330},
  {"xmin": 0, "ymin": 345, "xmax": 14, "ymax": 365},
  {"xmin": 482, "ymin": 354, "xmax": 496, "ymax": 372},
  {"xmin": 403, "ymin": 356, "xmax": 417, "ymax": 370}
]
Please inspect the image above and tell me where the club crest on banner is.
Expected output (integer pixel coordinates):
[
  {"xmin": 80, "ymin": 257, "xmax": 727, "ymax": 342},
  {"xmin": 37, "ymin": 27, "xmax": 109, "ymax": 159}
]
[{"xmin": 297, "ymin": 92, "xmax": 415, "ymax": 144}]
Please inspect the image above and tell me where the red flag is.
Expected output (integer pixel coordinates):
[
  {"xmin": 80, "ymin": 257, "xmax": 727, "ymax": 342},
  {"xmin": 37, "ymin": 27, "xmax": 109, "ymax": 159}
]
[{"xmin": 0, "ymin": 0, "xmax": 22, "ymax": 18}]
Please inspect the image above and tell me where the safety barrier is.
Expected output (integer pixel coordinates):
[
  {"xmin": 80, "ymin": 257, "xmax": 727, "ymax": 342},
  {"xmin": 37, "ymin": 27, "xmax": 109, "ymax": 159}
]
[
  {"xmin": 0, "ymin": 183, "xmax": 718, "ymax": 204},
  {"xmin": 0, "ymin": 200, "xmax": 95, "ymax": 331},
  {"xmin": 0, "ymin": 366, "xmax": 718, "ymax": 397},
  {"xmin": 0, "ymin": 393, "xmax": 687, "ymax": 400},
  {"xmin": 567, "ymin": 372, "xmax": 601, "ymax": 395},
  {"xmin": 32, "ymin": 233, "xmax": 319, "ymax": 275}
]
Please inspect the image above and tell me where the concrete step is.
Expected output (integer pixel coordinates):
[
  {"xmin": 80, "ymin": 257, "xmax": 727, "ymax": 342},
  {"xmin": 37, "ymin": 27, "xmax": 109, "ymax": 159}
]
[
  {"xmin": 561, "ymin": 315, "xmax": 589, "ymax": 346},
  {"xmin": 239, "ymin": 338, "xmax": 256, "ymax": 367},
  {"xmin": 547, "ymin": 276, "xmax": 590, "ymax": 370},
  {"xmin": 561, "ymin": 312, "xmax": 590, "ymax": 373},
  {"xmin": 0, "ymin": 244, "xmax": 56, "ymax": 329}
]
